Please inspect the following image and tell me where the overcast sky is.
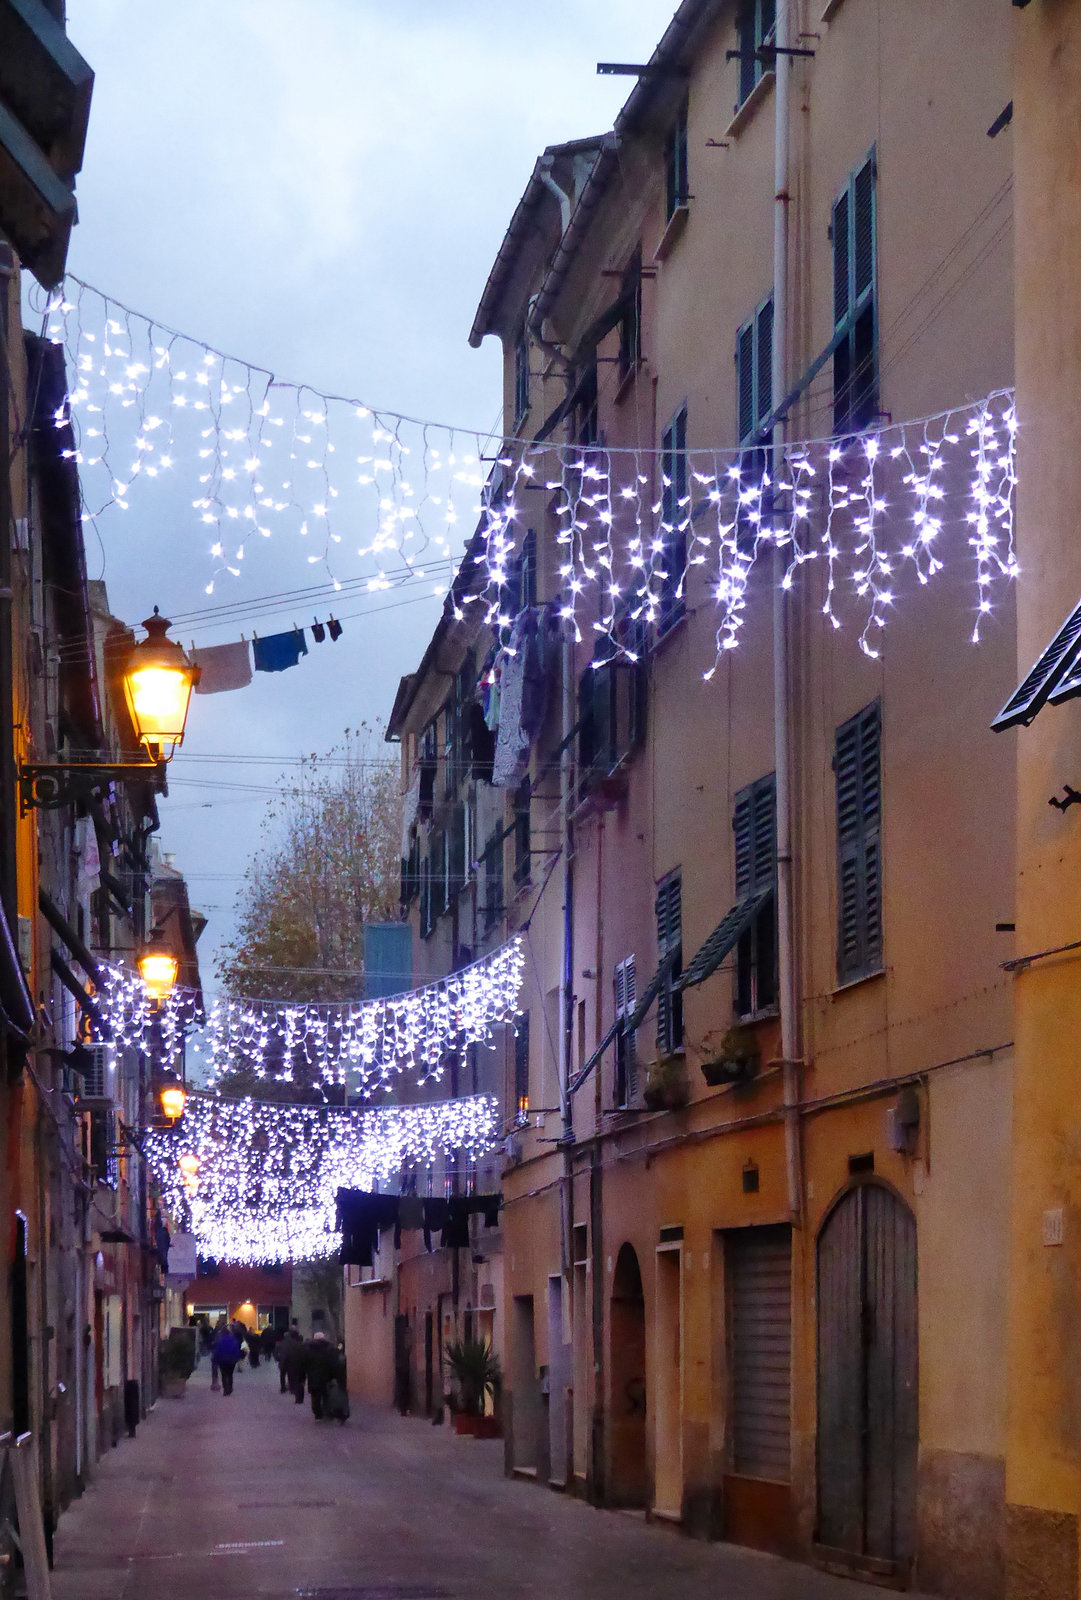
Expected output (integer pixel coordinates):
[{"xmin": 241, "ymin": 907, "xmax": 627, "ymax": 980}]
[{"xmin": 61, "ymin": 0, "xmax": 680, "ymax": 983}]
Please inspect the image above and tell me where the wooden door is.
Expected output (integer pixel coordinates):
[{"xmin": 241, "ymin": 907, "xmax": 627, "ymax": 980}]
[{"xmin": 816, "ymin": 1184, "xmax": 917, "ymax": 1571}]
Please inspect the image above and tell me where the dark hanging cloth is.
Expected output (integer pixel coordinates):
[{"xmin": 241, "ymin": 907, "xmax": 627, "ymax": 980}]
[
  {"xmin": 478, "ymin": 1194, "xmax": 501, "ymax": 1229},
  {"xmin": 336, "ymin": 1189, "xmax": 399, "ymax": 1267},
  {"xmin": 421, "ymin": 1198, "xmax": 448, "ymax": 1253},
  {"xmin": 328, "ymin": 617, "xmax": 343, "ymax": 641},
  {"xmin": 441, "ymin": 1199, "xmax": 472, "ymax": 1250},
  {"xmin": 311, "ymin": 619, "xmax": 326, "ymax": 643}
]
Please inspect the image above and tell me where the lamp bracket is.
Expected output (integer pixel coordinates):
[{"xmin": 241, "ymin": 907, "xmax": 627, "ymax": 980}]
[{"xmin": 19, "ymin": 760, "xmax": 164, "ymax": 814}]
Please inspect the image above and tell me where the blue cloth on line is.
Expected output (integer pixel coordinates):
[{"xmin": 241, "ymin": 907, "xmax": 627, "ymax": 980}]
[{"xmin": 252, "ymin": 629, "xmax": 308, "ymax": 673}]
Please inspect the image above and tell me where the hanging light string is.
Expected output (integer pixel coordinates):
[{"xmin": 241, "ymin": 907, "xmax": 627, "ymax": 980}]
[
  {"xmin": 41, "ymin": 278, "xmax": 1016, "ymax": 665},
  {"xmin": 97, "ymin": 935, "xmax": 525, "ymax": 1093},
  {"xmin": 145, "ymin": 1087, "xmax": 500, "ymax": 1266}
]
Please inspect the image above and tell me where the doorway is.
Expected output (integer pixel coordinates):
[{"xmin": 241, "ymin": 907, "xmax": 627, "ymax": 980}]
[
  {"xmin": 608, "ymin": 1243, "xmax": 648, "ymax": 1507},
  {"xmin": 816, "ymin": 1183, "xmax": 918, "ymax": 1573},
  {"xmin": 653, "ymin": 1246, "xmax": 682, "ymax": 1517},
  {"xmin": 547, "ymin": 1276, "xmax": 570, "ymax": 1487}
]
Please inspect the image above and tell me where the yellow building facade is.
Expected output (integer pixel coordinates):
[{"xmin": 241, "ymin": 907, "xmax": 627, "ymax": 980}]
[
  {"xmin": 465, "ymin": 2, "xmax": 1018, "ymax": 1595},
  {"xmin": 1006, "ymin": 4, "xmax": 1081, "ymax": 1596}
]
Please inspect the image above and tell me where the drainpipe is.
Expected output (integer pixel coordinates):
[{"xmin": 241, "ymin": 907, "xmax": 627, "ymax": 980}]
[
  {"xmin": 771, "ymin": 0, "xmax": 803, "ymax": 1224},
  {"xmin": 558, "ymin": 629, "xmax": 574, "ymax": 1268}
]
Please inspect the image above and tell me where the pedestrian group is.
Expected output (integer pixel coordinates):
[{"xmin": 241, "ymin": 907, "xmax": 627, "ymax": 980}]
[{"xmin": 201, "ymin": 1315, "xmax": 349, "ymax": 1422}]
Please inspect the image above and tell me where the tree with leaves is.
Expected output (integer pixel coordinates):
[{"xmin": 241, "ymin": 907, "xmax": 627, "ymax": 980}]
[{"xmin": 217, "ymin": 724, "xmax": 402, "ymax": 1016}]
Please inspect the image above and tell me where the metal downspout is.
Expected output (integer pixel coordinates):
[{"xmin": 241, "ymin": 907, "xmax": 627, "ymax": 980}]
[{"xmin": 772, "ymin": 0, "xmax": 803, "ymax": 1224}]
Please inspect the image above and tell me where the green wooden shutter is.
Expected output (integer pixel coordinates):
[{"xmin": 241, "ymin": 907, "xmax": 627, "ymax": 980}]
[
  {"xmin": 833, "ymin": 188, "xmax": 850, "ymax": 328},
  {"xmin": 738, "ymin": 323, "xmax": 755, "ymax": 443},
  {"xmin": 756, "ymin": 298, "xmax": 773, "ymax": 426},
  {"xmin": 853, "ymin": 157, "xmax": 875, "ymax": 305},
  {"xmin": 835, "ymin": 702, "xmax": 882, "ymax": 982},
  {"xmin": 655, "ymin": 874, "xmax": 683, "ymax": 1053}
]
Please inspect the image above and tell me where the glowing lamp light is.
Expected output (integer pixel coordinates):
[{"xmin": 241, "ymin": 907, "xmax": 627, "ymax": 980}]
[
  {"xmin": 122, "ymin": 608, "xmax": 196, "ymax": 757},
  {"xmin": 159, "ymin": 1072, "xmax": 187, "ymax": 1122},
  {"xmin": 178, "ymin": 1153, "xmax": 199, "ymax": 1178},
  {"xmin": 138, "ymin": 940, "xmax": 179, "ymax": 1005}
]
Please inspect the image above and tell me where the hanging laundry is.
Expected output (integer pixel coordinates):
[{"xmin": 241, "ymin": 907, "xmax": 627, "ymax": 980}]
[
  {"xmin": 192, "ymin": 638, "xmax": 253, "ymax": 694},
  {"xmin": 336, "ymin": 1188, "xmax": 398, "ymax": 1267},
  {"xmin": 467, "ymin": 702, "xmax": 495, "ymax": 779},
  {"xmin": 328, "ymin": 617, "xmax": 343, "ymax": 641},
  {"xmin": 252, "ymin": 628, "xmax": 308, "ymax": 674},
  {"xmin": 519, "ymin": 608, "xmax": 551, "ymax": 743},
  {"xmin": 492, "ymin": 636, "xmax": 528, "ymax": 788},
  {"xmin": 311, "ymin": 619, "xmax": 326, "ymax": 643}
]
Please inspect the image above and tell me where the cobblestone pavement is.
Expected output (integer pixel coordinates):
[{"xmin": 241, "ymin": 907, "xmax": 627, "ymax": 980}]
[{"xmin": 52, "ymin": 1358, "xmax": 937, "ymax": 1600}]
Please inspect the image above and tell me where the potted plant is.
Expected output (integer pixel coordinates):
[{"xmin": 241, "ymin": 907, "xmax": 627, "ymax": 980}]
[
  {"xmin": 700, "ymin": 1025, "xmax": 761, "ymax": 1087},
  {"xmin": 445, "ymin": 1336, "xmax": 502, "ymax": 1437},
  {"xmin": 643, "ymin": 1054, "xmax": 689, "ymax": 1111},
  {"xmin": 158, "ymin": 1327, "xmax": 196, "ymax": 1399}
]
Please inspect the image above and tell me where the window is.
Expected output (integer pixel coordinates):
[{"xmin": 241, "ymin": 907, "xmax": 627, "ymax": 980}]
[
  {"xmin": 658, "ymin": 405, "xmax": 688, "ymax": 633},
  {"xmin": 577, "ymin": 657, "xmax": 646, "ymax": 793},
  {"xmin": 514, "ymin": 326, "xmax": 530, "ymax": 425},
  {"xmin": 733, "ymin": 774, "xmax": 778, "ymax": 1017},
  {"xmin": 833, "ymin": 153, "xmax": 877, "ymax": 435},
  {"xmin": 737, "ymin": 295, "xmax": 774, "ymax": 445},
  {"xmin": 736, "ymin": 0, "xmax": 776, "ymax": 107},
  {"xmin": 431, "ymin": 827, "xmax": 448, "ymax": 920},
  {"xmin": 513, "ymin": 779, "xmax": 531, "ymax": 888},
  {"xmin": 664, "ymin": 100, "xmax": 689, "ymax": 221},
  {"xmin": 835, "ymin": 701, "xmax": 882, "ymax": 983},
  {"xmin": 655, "ymin": 871, "xmax": 683, "ymax": 1055},
  {"xmin": 571, "ymin": 352, "xmax": 599, "ymax": 447},
  {"xmin": 514, "ymin": 1012, "xmax": 530, "ymax": 1117},
  {"xmin": 483, "ymin": 830, "xmax": 504, "ymax": 934},
  {"xmin": 419, "ymin": 856, "xmax": 433, "ymax": 940},
  {"xmin": 618, "ymin": 249, "xmax": 642, "ymax": 383},
  {"xmin": 614, "ymin": 956, "xmax": 638, "ymax": 1107}
]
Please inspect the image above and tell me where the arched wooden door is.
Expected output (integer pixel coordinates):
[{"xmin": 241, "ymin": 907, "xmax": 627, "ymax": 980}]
[
  {"xmin": 609, "ymin": 1243, "xmax": 648, "ymax": 1507},
  {"xmin": 816, "ymin": 1184, "xmax": 917, "ymax": 1573}
]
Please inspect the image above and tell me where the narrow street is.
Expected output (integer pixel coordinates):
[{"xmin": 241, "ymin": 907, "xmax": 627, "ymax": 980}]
[{"xmin": 52, "ymin": 1358, "xmax": 925, "ymax": 1600}]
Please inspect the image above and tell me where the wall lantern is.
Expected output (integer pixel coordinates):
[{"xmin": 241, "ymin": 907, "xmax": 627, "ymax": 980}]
[
  {"xmin": 122, "ymin": 608, "xmax": 196, "ymax": 757},
  {"xmin": 158, "ymin": 1071, "xmax": 187, "ymax": 1122},
  {"xmin": 20, "ymin": 607, "xmax": 198, "ymax": 812},
  {"xmin": 137, "ymin": 936, "xmax": 179, "ymax": 1005}
]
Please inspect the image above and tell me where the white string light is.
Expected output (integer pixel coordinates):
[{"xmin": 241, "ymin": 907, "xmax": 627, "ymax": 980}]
[
  {"xmin": 146, "ymin": 1089, "xmax": 499, "ymax": 1265},
  {"xmin": 42, "ymin": 279, "xmax": 1016, "ymax": 665},
  {"xmin": 98, "ymin": 936, "xmax": 525, "ymax": 1094}
]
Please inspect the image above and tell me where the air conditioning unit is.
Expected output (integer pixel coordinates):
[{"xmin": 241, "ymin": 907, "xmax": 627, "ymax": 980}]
[{"xmin": 77, "ymin": 1043, "xmax": 116, "ymax": 1104}]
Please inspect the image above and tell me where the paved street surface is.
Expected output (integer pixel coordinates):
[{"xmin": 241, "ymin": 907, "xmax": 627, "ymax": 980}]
[{"xmin": 53, "ymin": 1359, "xmax": 933, "ymax": 1600}]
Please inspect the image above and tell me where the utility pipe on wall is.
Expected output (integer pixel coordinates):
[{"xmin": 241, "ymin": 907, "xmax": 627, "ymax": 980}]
[{"xmin": 771, "ymin": 0, "xmax": 803, "ymax": 1224}]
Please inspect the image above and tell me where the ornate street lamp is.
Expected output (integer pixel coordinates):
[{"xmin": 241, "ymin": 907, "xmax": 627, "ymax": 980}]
[
  {"xmin": 158, "ymin": 1070, "xmax": 187, "ymax": 1122},
  {"xmin": 20, "ymin": 608, "xmax": 198, "ymax": 811},
  {"xmin": 137, "ymin": 935, "xmax": 180, "ymax": 1005}
]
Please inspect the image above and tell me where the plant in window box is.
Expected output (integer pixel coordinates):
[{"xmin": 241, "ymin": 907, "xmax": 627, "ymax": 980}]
[
  {"xmin": 643, "ymin": 1054, "xmax": 690, "ymax": 1112},
  {"xmin": 700, "ymin": 1024, "xmax": 761, "ymax": 1087},
  {"xmin": 445, "ymin": 1336, "xmax": 502, "ymax": 1437}
]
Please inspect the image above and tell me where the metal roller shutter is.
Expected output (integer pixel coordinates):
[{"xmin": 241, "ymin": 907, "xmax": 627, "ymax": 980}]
[{"xmin": 727, "ymin": 1224, "xmax": 792, "ymax": 1482}]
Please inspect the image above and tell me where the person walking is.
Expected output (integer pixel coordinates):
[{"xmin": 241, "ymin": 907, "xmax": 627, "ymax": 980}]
[
  {"xmin": 212, "ymin": 1324, "xmax": 242, "ymax": 1397},
  {"xmin": 302, "ymin": 1330, "xmax": 345, "ymax": 1420},
  {"xmin": 260, "ymin": 1322, "xmax": 279, "ymax": 1363},
  {"xmin": 246, "ymin": 1327, "xmax": 261, "ymax": 1369},
  {"xmin": 210, "ymin": 1315, "xmax": 228, "ymax": 1390},
  {"xmin": 276, "ymin": 1324, "xmax": 304, "ymax": 1397}
]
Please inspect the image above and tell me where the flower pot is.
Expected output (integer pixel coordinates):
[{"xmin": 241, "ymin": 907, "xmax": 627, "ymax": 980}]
[
  {"xmin": 453, "ymin": 1412, "xmax": 478, "ymax": 1435},
  {"xmin": 643, "ymin": 1058, "xmax": 689, "ymax": 1111},
  {"xmin": 160, "ymin": 1373, "xmax": 187, "ymax": 1399},
  {"xmin": 473, "ymin": 1414, "xmax": 502, "ymax": 1439}
]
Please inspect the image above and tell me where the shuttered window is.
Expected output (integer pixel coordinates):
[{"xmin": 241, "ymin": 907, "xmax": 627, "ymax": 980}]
[
  {"xmin": 835, "ymin": 701, "xmax": 882, "ymax": 984},
  {"xmin": 514, "ymin": 326, "xmax": 530, "ymax": 424},
  {"xmin": 736, "ymin": 296, "xmax": 774, "ymax": 445},
  {"xmin": 664, "ymin": 100, "xmax": 688, "ymax": 221},
  {"xmin": 733, "ymin": 774, "xmax": 778, "ymax": 1017},
  {"xmin": 832, "ymin": 152, "xmax": 877, "ymax": 435},
  {"xmin": 659, "ymin": 406, "xmax": 688, "ymax": 634},
  {"xmin": 726, "ymin": 1224, "xmax": 792, "ymax": 1482},
  {"xmin": 736, "ymin": 0, "xmax": 776, "ymax": 107},
  {"xmin": 514, "ymin": 1012, "xmax": 530, "ymax": 1115},
  {"xmin": 614, "ymin": 956, "xmax": 638, "ymax": 1107},
  {"xmin": 655, "ymin": 872, "xmax": 683, "ymax": 1054}
]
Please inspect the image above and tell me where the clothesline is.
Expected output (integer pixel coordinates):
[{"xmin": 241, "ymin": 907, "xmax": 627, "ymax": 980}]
[{"xmin": 192, "ymin": 617, "xmax": 345, "ymax": 695}]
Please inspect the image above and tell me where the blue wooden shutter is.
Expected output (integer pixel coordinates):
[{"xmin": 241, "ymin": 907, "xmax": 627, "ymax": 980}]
[
  {"xmin": 737, "ymin": 323, "xmax": 755, "ymax": 443},
  {"xmin": 655, "ymin": 874, "xmax": 683, "ymax": 1053},
  {"xmin": 835, "ymin": 703, "xmax": 882, "ymax": 982},
  {"xmin": 833, "ymin": 188, "xmax": 850, "ymax": 328}
]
